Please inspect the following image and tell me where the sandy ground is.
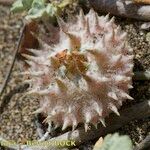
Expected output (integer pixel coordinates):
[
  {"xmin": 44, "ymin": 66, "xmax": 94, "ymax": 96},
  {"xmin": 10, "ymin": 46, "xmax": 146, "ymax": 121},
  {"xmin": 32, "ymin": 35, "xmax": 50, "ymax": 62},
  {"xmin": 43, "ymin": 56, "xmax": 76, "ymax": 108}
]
[{"xmin": 0, "ymin": 4, "xmax": 150, "ymax": 149}]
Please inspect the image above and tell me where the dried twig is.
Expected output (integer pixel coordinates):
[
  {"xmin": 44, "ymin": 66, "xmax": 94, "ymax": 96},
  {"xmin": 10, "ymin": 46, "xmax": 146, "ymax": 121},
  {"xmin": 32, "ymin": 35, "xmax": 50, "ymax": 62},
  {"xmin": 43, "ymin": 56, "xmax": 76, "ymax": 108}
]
[
  {"xmin": 134, "ymin": 0, "xmax": 150, "ymax": 4},
  {"xmin": 0, "ymin": 24, "xmax": 25, "ymax": 97},
  {"xmin": 0, "ymin": 83, "xmax": 29, "ymax": 115},
  {"xmin": 88, "ymin": 0, "xmax": 150, "ymax": 21},
  {"xmin": 0, "ymin": 100, "xmax": 149, "ymax": 150},
  {"xmin": 134, "ymin": 134, "xmax": 150, "ymax": 150}
]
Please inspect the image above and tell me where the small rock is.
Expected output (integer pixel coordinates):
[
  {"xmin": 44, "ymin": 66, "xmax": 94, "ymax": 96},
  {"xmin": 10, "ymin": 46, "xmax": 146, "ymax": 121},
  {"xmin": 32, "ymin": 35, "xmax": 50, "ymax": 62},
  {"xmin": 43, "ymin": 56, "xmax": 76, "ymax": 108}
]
[{"xmin": 146, "ymin": 32, "xmax": 150, "ymax": 43}]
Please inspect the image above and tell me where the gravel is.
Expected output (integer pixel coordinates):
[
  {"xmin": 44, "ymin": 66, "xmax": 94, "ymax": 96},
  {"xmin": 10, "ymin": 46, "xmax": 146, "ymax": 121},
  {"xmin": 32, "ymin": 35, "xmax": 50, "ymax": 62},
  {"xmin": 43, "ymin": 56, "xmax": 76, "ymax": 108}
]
[{"xmin": 0, "ymin": 5, "xmax": 39, "ymax": 144}]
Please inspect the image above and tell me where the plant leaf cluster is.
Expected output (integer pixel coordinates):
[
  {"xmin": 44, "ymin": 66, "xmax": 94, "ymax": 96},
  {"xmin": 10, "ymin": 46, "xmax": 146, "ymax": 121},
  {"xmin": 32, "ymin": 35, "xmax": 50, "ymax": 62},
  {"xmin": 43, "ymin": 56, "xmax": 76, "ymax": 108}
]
[{"xmin": 11, "ymin": 0, "xmax": 73, "ymax": 20}]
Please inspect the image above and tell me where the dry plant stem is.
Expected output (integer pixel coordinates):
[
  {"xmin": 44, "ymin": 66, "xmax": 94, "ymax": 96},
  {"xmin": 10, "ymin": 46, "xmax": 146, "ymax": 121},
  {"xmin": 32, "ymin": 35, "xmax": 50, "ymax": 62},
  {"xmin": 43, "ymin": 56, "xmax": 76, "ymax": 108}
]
[
  {"xmin": 0, "ymin": 0, "xmax": 14, "ymax": 6},
  {"xmin": 0, "ymin": 100, "xmax": 149, "ymax": 150},
  {"xmin": 88, "ymin": 0, "xmax": 150, "ymax": 21},
  {"xmin": 134, "ymin": 134, "xmax": 150, "ymax": 150},
  {"xmin": 134, "ymin": 0, "xmax": 150, "ymax": 4},
  {"xmin": 0, "ymin": 83, "xmax": 29, "ymax": 115},
  {"xmin": 0, "ymin": 24, "xmax": 25, "ymax": 97}
]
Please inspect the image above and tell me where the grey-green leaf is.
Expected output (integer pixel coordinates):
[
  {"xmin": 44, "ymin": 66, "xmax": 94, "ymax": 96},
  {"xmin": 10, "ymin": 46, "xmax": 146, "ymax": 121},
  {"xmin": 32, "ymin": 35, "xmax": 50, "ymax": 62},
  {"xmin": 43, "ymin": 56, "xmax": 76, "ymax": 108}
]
[
  {"xmin": 94, "ymin": 133, "xmax": 133, "ymax": 150},
  {"xmin": 11, "ymin": 0, "xmax": 24, "ymax": 13},
  {"xmin": 25, "ymin": 1, "xmax": 59, "ymax": 21},
  {"xmin": 46, "ymin": 4, "xmax": 58, "ymax": 17},
  {"xmin": 22, "ymin": 0, "xmax": 34, "ymax": 10},
  {"xmin": 25, "ymin": 0, "xmax": 46, "ymax": 20},
  {"xmin": 11, "ymin": 0, "xmax": 34, "ymax": 13},
  {"xmin": 31, "ymin": 0, "xmax": 45, "ymax": 8}
]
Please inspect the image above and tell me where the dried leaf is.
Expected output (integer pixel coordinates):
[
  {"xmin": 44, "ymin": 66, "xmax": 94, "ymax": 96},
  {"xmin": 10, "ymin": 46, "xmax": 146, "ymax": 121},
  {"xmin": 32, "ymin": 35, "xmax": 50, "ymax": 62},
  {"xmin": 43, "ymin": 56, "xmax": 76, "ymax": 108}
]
[{"xmin": 18, "ymin": 21, "xmax": 39, "ymax": 60}]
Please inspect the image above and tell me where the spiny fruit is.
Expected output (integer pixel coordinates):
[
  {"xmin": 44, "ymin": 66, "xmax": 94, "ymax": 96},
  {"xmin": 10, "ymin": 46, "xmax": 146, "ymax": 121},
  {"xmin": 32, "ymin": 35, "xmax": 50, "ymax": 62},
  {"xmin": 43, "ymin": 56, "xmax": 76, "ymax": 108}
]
[{"xmin": 21, "ymin": 9, "xmax": 134, "ymax": 131}]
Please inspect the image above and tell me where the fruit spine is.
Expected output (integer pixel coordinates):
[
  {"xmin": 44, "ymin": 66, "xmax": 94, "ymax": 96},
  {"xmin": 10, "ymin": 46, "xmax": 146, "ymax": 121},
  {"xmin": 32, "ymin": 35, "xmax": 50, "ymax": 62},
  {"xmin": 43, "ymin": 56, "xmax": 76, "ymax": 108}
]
[{"xmin": 22, "ymin": 9, "xmax": 134, "ymax": 131}]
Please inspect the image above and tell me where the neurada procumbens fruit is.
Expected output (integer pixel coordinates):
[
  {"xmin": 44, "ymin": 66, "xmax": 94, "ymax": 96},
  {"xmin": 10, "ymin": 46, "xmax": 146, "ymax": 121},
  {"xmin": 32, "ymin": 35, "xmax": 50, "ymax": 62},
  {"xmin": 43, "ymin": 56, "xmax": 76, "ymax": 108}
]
[{"xmin": 21, "ymin": 9, "xmax": 134, "ymax": 131}]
